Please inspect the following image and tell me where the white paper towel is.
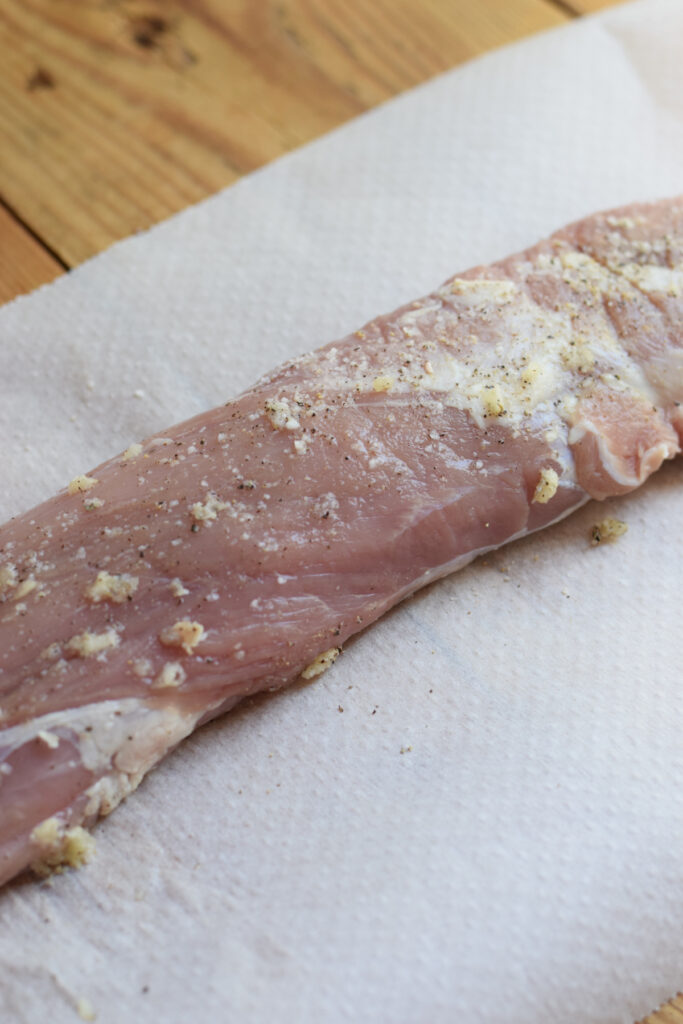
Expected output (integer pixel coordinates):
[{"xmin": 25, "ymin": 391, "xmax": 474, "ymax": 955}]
[{"xmin": 1, "ymin": 2, "xmax": 682, "ymax": 1021}]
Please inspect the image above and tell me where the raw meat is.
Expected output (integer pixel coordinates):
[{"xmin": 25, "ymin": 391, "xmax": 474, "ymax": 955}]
[{"xmin": 1, "ymin": 197, "xmax": 682, "ymax": 887}]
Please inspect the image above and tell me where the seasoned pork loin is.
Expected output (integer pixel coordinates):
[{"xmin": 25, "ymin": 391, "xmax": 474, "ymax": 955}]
[{"xmin": 1, "ymin": 198, "xmax": 682, "ymax": 886}]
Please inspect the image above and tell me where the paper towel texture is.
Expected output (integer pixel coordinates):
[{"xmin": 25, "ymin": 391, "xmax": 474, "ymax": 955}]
[{"xmin": 1, "ymin": 1, "xmax": 682, "ymax": 1021}]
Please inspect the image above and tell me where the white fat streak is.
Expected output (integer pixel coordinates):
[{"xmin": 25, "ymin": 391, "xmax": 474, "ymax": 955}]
[
  {"xmin": 568, "ymin": 420, "xmax": 649, "ymax": 491},
  {"xmin": 449, "ymin": 277, "xmax": 517, "ymax": 301},
  {"xmin": 314, "ymin": 264, "xmax": 661, "ymax": 465},
  {"xmin": 569, "ymin": 417, "xmax": 677, "ymax": 491},
  {"xmin": 434, "ymin": 275, "xmax": 656, "ymax": 428},
  {"xmin": 618, "ymin": 262, "xmax": 683, "ymax": 296},
  {"xmin": 564, "ymin": 248, "xmax": 683, "ymax": 298},
  {"xmin": 0, "ymin": 700, "xmax": 199, "ymax": 782}
]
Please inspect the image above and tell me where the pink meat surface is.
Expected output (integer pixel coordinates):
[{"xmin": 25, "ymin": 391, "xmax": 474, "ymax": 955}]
[{"xmin": 1, "ymin": 198, "xmax": 682, "ymax": 886}]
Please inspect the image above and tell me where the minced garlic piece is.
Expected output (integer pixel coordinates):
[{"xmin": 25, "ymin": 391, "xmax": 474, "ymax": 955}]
[
  {"xmin": 132, "ymin": 657, "xmax": 153, "ymax": 678},
  {"xmin": 481, "ymin": 383, "xmax": 505, "ymax": 418},
  {"xmin": 37, "ymin": 730, "xmax": 60, "ymax": 750},
  {"xmin": 591, "ymin": 518, "xmax": 628, "ymax": 546},
  {"xmin": 264, "ymin": 398, "xmax": 300, "ymax": 431},
  {"xmin": 562, "ymin": 341, "xmax": 595, "ymax": 374},
  {"xmin": 450, "ymin": 277, "xmax": 517, "ymax": 301},
  {"xmin": 532, "ymin": 467, "xmax": 559, "ymax": 504},
  {"xmin": 84, "ymin": 497, "xmax": 104, "ymax": 510},
  {"xmin": 85, "ymin": 571, "xmax": 138, "ymax": 605},
  {"xmin": 31, "ymin": 816, "xmax": 61, "ymax": 848},
  {"xmin": 76, "ymin": 997, "xmax": 97, "ymax": 1023},
  {"xmin": 66, "ymin": 629, "xmax": 120, "ymax": 658},
  {"xmin": 301, "ymin": 647, "xmax": 341, "ymax": 680},
  {"xmin": 606, "ymin": 215, "xmax": 636, "ymax": 230},
  {"xmin": 372, "ymin": 375, "xmax": 394, "ymax": 393},
  {"xmin": 159, "ymin": 620, "xmax": 205, "ymax": 654},
  {"xmin": 40, "ymin": 642, "xmax": 62, "ymax": 660},
  {"xmin": 68, "ymin": 475, "xmax": 98, "ymax": 495},
  {"xmin": 122, "ymin": 442, "xmax": 143, "ymax": 461},
  {"xmin": 191, "ymin": 493, "xmax": 228, "ymax": 523},
  {"xmin": 153, "ymin": 661, "xmax": 187, "ymax": 688},
  {"xmin": 169, "ymin": 578, "xmax": 189, "ymax": 598},
  {"xmin": 30, "ymin": 817, "xmax": 95, "ymax": 877},
  {"xmin": 0, "ymin": 563, "xmax": 17, "ymax": 596},
  {"xmin": 12, "ymin": 577, "xmax": 37, "ymax": 601}
]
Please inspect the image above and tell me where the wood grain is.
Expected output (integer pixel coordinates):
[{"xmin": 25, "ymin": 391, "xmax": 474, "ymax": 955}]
[
  {"xmin": 640, "ymin": 994, "xmax": 683, "ymax": 1024},
  {"xmin": 0, "ymin": 204, "xmax": 63, "ymax": 307},
  {"xmin": 0, "ymin": 0, "xmax": 679, "ymax": 1021},
  {"xmin": 562, "ymin": 0, "xmax": 626, "ymax": 12},
  {"xmin": 0, "ymin": 0, "xmax": 567, "ymax": 268}
]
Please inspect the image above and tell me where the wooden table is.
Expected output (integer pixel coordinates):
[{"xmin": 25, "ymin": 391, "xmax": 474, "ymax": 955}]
[{"xmin": 0, "ymin": 1, "xmax": 674, "ymax": 1020}]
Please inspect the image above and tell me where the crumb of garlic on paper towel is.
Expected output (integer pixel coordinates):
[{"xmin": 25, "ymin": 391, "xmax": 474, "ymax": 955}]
[
  {"xmin": 29, "ymin": 816, "xmax": 96, "ymax": 878},
  {"xmin": 590, "ymin": 518, "xmax": 628, "ymax": 546},
  {"xmin": 301, "ymin": 647, "xmax": 341, "ymax": 680},
  {"xmin": 76, "ymin": 996, "xmax": 97, "ymax": 1022}
]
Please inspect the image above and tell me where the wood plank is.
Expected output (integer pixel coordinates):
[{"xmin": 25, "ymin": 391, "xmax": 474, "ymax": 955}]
[
  {"xmin": 0, "ymin": 0, "xmax": 568, "ymax": 269},
  {"xmin": 639, "ymin": 994, "xmax": 683, "ymax": 1024},
  {"xmin": 4, "ymin": 1, "xmax": 683, "ymax": 1021},
  {"xmin": 0, "ymin": 204, "xmax": 63, "ymax": 307},
  {"xmin": 563, "ymin": 0, "xmax": 629, "ymax": 11}
]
